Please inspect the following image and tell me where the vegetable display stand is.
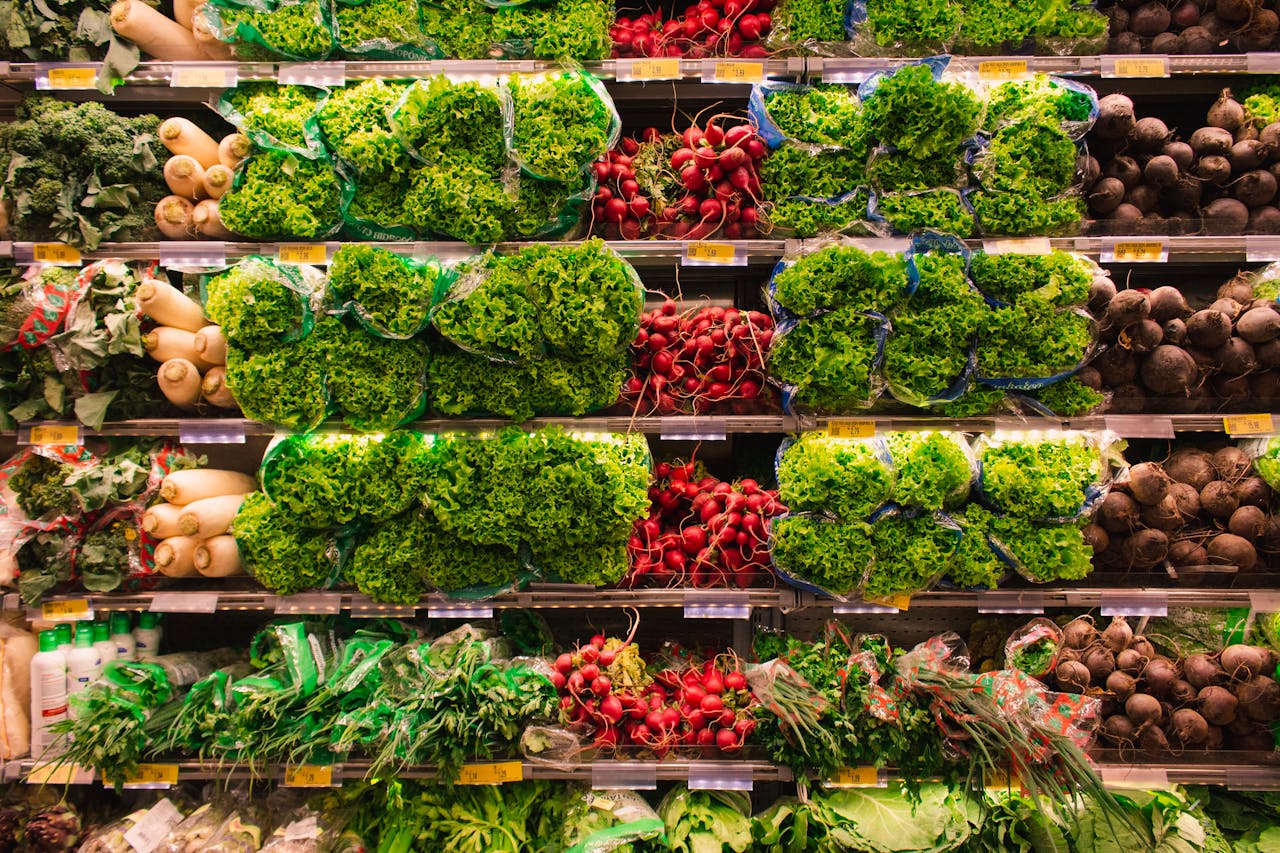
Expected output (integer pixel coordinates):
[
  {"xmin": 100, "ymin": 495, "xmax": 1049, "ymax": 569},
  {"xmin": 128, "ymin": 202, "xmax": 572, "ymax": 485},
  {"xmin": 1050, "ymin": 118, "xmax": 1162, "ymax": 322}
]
[{"xmin": 5, "ymin": 21, "xmax": 1280, "ymax": 849}]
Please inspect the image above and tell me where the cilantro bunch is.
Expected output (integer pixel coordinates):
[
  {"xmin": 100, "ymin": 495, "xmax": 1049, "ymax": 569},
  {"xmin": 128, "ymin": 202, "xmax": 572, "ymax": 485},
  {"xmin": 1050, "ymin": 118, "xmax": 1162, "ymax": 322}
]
[
  {"xmin": 771, "ymin": 246, "xmax": 907, "ymax": 317},
  {"xmin": 978, "ymin": 433, "xmax": 1104, "ymax": 519},
  {"xmin": 777, "ymin": 433, "xmax": 893, "ymax": 521},
  {"xmin": 510, "ymin": 73, "xmax": 614, "ymax": 182},
  {"xmin": 219, "ymin": 151, "xmax": 343, "ymax": 239},
  {"xmin": 769, "ymin": 308, "xmax": 884, "ymax": 412}
]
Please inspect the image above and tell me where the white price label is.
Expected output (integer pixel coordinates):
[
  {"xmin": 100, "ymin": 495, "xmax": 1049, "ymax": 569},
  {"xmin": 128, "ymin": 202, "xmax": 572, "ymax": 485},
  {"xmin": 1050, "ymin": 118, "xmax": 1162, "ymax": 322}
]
[{"xmin": 124, "ymin": 799, "xmax": 183, "ymax": 853}]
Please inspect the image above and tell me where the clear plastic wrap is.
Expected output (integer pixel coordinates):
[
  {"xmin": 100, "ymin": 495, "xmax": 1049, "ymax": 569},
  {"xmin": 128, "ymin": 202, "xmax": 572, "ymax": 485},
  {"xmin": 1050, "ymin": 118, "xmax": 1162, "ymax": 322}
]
[
  {"xmin": 1004, "ymin": 617, "xmax": 1063, "ymax": 677},
  {"xmin": 215, "ymin": 82, "xmax": 328, "ymax": 161},
  {"xmin": 0, "ymin": 265, "xmax": 83, "ymax": 352},
  {"xmin": 767, "ymin": 310, "xmax": 889, "ymax": 414},
  {"xmin": 506, "ymin": 71, "xmax": 621, "ymax": 183},
  {"xmin": 201, "ymin": 0, "xmax": 336, "ymax": 60},
  {"xmin": 332, "ymin": 0, "xmax": 443, "ymax": 58},
  {"xmin": 218, "ymin": 150, "xmax": 349, "ymax": 241},
  {"xmin": 775, "ymin": 432, "xmax": 894, "ymax": 521},
  {"xmin": 201, "ymin": 256, "xmax": 316, "ymax": 349},
  {"xmin": 974, "ymin": 428, "xmax": 1119, "ymax": 522}
]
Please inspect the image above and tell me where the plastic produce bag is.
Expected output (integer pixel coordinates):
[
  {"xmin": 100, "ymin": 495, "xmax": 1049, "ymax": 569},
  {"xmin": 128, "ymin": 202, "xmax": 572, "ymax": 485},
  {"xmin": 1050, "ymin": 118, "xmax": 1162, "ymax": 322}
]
[
  {"xmin": 202, "ymin": 256, "xmax": 316, "ymax": 348},
  {"xmin": 766, "ymin": 239, "xmax": 910, "ymax": 321},
  {"xmin": 509, "ymin": 172, "xmax": 595, "ymax": 240},
  {"xmin": 749, "ymin": 81, "xmax": 861, "ymax": 152},
  {"xmin": 767, "ymin": 310, "xmax": 889, "ymax": 414},
  {"xmin": 974, "ymin": 429, "xmax": 1118, "ymax": 521},
  {"xmin": 389, "ymin": 75, "xmax": 511, "ymax": 171},
  {"xmin": 216, "ymin": 82, "xmax": 327, "ymax": 160},
  {"xmin": 983, "ymin": 75, "xmax": 1099, "ymax": 141},
  {"xmin": 974, "ymin": 305, "xmax": 1096, "ymax": 390},
  {"xmin": 323, "ymin": 320, "xmax": 429, "ymax": 432},
  {"xmin": 564, "ymin": 790, "xmax": 666, "ymax": 853},
  {"xmin": 202, "ymin": 0, "xmax": 336, "ymax": 60},
  {"xmin": 339, "ymin": 166, "xmax": 419, "ymax": 241},
  {"xmin": 430, "ymin": 251, "xmax": 543, "ymax": 362},
  {"xmin": 863, "ymin": 507, "xmax": 959, "ymax": 599},
  {"xmin": 776, "ymin": 432, "xmax": 894, "ymax": 521},
  {"xmin": 328, "ymin": 244, "xmax": 444, "ymax": 339},
  {"xmin": 1004, "ymin": 617, "xmax": 1063, "ymax": 677},
  {"xmin": 0, "ymin": 265, "xmax": 82, "ymax": 351},
  {"xmin": 332, "ymin": 0, "xmax": 442, "ymax": 58},
  {"xmin": 218, "ymin": 150, "xmax": 348, "ymax": 241},
  {"xmin": 507, "ymin": 71, "xmax": 621, "ymax": 183},
  {"xmin": 770, "ymin": 512, "xmax": 873, "ymax": 598},
  {"xmin": 884, "ymin": 430, "xmax": 975, "ymax": 510}
]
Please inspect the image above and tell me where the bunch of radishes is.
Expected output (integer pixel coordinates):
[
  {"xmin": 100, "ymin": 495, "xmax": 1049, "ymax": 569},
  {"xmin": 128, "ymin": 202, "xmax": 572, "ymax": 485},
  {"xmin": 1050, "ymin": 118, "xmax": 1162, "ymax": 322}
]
[
  {"xmin": 552, "ymin": 634, "xmax": 757, "ymax": 756},
  {"xmin": 623, "ymin": 299, "xmax": 774, "ymax": 414},
  {"xmin": 624, "ymin": 460, "xmax": 785, "ymax": 588},
  {"xmin": 610, "ymin": 0, "xmax": 774, "ymax": 59},
  {"xmin": 591, "ymin": 119, "xmax": 768, "ymax": 240}
]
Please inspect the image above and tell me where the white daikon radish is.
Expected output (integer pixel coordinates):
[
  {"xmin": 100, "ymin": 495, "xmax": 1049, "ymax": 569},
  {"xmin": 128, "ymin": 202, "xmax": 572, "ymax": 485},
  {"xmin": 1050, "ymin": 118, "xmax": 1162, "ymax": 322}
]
[
  {"xmin": 193, "ymin": 325, "xmax": 227, "ymax": 365},
  {"xmin": 154, "ymin": 536, "xmax": 200, "ymax": 578},
  {"xmin": 194, "ymin": 535, "xmax": 244, "ymax": 577},
  {"xmin": 178, "ymin": 494, "xmax": 247, "ymax": 537},
  {"xmin": 137, "ymin": 278, "xmax": 207, "ymax": 332},
  {"xmin": 160, "ymin": 469, "xmax": 257, "ymax": 505},
  {"xmin": 142, "ymin": 503, "xmax": 185, "ymax": 539},
  {"xmin": 200, "ymin": 366, "xmax": 237, "ymax": 409},
  {"xmin": 158, "ymin": 117, "xmax": 220, "ymax": 169},
  {"xmin": 157, "ymin": 358, "xmax": 202, "ymax": 412}
]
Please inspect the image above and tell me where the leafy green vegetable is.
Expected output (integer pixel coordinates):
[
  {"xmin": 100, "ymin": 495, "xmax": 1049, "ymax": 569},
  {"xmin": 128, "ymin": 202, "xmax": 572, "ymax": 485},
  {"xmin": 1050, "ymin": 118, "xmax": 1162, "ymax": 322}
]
[
  {"xmin": 215, "ymin": 0, "xmax": 335, "ymax": 59},
  {"xmin": 765, "ymin": 85, "xmax": 862, "ymax": 147},
  {"xmin": 977, "ymin": 300, "xmax": 1091, "ymax": 379},
  {"xmin": 224, "ymin": 335, "xmax": 330, "ymax": 432},
  {"xmin": 772, "ymin": 246, "xmax": 907, "ymax": 317},
  {"xmin": 427, "ymin": 348, "xmax": 625, "ymax": 421},
  {"xmin": 883, "ymin": 306, "xmax": 977, "ymax": 406},
  {"xmin": 978, "ymin": 433, "xmax": 1103, "ymax": 519},
  {"xmin": 985, "ymin": 77, "xmax": 1096, "ymax": 131},
  {"xmin": 876, "ymin": 189, "xmax": 974, "ymax": 236},
  {"xmin": 769, "ymin": 308, "xmax": 884, "ymax": 412},
  {"xmin": 970, "ymin": 189, "xmax": 1083, "ymax": 237},
  {"xmin": 948, "ymin": 505, "xmax": 1007, "ymax": 589},
  {"xmin": 778, "ymin": 433, "xmax": 893, "ymax": 520},
  {"xmin": 860, "ymin": 64, "xmax": 983, "ymax": 161},
  {"xmin": 968, "ymin": 250, "xmax": 1092, "ymax": 307},
  {"xmin": 224, "ymin": 83, "xmax": 323, "ymax": 152},
  {"xmin": 0, "ymin": 98, "xmax": 164, "ymax": 249},
  {"xmin": 328, "ymin": 244, "xmax": 437, "ymax": 338},
  {"xmin": 1027, "ymin": 377, "xmax": 1104, "ymax": 416},
  {"xmin": 219, "ymin": 151, "xmax": 343, "ymax": 240},
  {"xmin": 660, "ymin": 789, "xmax": 754, "ymax": 853},
  {"xmin": 886, "ymin": 431, "xmax": 972, "ymax": 510},
  {"xmin": 316, "ymin": 79, "xmax": 409, "ymax": 173},
  {"xmin": 491, "ymin": 0, "xmax": 612, "ymax": 60},
  {"xmin": 432, "ymin": 256, "xmax": 542, "ymax": 361},
  {"xmin": 988, "ymin": 515, "xmax": 1093, "ymax": 581},
  {"xmin": 323, "ymin": 320, "xmax": 428, "ymax": 432},
  {"xmin": 864, "ymin": 0, "xmax": 960, "ymax": 46},
  {"xmin": 769, "ymin": 0, "xmax": 848, "ymax": 42},
  {"xmin": 865, "ymin": 512, "xmax": 958, "ymax": 598},
  {"xmin": 260, "ymin": 434, "xmax": 363, "ymax": 529},
  {"xmin": 392, "ymin": 76, "xmax": 507, "ymax": 172},
  {"xmin": 765, "ymin": 194, "xmax": 871, "ymax": 237},
  {"xmin": 525, "ymin": 240, "xmax": 642, "ymax": 359},
  {"xmin": 0, "ymin": 0, "xmax": 142, "ymax": 91},
  {"xmin": 761, "ymin": 145, "xmax": 868, "ymax": 201},
  {"xmin": 205, "ymin": 257, "xmax": 309, "ymax": 348},
  {"xmin": 770, "ymin": 514, "xmax": 873, "ymax": 595},
  {"xmin": 9, "ymin": 453, "xmax": 79, "ymax": 518},
  {"xmin": 233, "ymin": 492, "xmax": 341, "ymax": 595},
  {"xmin": 510, "ymin": 73, "xmax": 613, "ymax": 182},
  {"xmin": 333, "ymin": 0, "xmax": 434, "ymax": 54},
  {"xmin": 402, "ymin": 160, "xmax": 515, "ymax": 244}
]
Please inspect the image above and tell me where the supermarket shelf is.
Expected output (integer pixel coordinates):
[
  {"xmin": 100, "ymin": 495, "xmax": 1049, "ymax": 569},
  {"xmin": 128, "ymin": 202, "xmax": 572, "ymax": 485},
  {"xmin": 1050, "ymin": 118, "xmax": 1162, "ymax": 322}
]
[
  {"xmin": 807, "ymin": 588, "xmax": 1280, "ymax": 614},
  {"xmin": 10, "ymin": 411, "xmax": 1276, "ymax": 441},
  {"xmin": 13, "ymin": 236, "xmax": 1280, "ymax": 266},
  {"xmin": 24, "ymin": 586, "xmax": 796, "ymax": 618},
  {"xmin": 3, "ymin": 758, "xmax": 793, "ymax": 786},
  {"xmin": 0, "ymin": 54, "xmax": 1275, "ymax": 93},
  {"xmin": 8, "ymin": 756, "xmax": 1277, "ymax": 788}
]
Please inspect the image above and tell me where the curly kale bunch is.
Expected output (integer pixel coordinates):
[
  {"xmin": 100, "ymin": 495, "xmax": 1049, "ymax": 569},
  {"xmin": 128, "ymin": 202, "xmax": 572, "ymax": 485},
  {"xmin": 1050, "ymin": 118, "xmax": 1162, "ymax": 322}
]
[{"xmin": 0, "ymin": 98, "xmax": 165, "ymax": 249}]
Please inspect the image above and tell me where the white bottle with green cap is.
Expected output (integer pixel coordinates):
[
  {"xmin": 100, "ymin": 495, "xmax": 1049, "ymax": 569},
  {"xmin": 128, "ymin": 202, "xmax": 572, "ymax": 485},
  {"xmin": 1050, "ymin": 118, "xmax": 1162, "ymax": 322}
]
[
  {"xmin": 110, "ymin": 612, "xmax": 135, "ymax": 662},
  {"xmin": 134, "ymin": 612, "xmax": 161, "ymax": 661},
  {"xmin": 92, "ymin": 622, "xmax": 116, "ymax": 667},
  {"xmin": 54, "ymin": 623, "xmax": 72, "ymax": 659},
  {"xmin": 29, "ymin": 631, "xmax": 67, "ymax": 756},
  {"xmin": 66, "ymin": 624, "xmax": 101, "ymax": 702}
]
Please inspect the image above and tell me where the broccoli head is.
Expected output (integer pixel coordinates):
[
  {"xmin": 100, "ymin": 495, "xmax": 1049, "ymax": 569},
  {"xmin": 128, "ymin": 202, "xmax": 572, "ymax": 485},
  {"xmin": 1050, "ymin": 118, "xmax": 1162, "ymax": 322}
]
[{"xmin": 25, "ymin": 178, "xmax": 64, "ymax": 216}]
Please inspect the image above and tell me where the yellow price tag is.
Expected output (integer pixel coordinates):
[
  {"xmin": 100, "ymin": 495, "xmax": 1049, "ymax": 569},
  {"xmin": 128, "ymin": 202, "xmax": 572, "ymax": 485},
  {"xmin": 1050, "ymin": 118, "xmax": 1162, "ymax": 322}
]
[
  {"xmin": 1112, "ymin": 241, "xmax": 1165, "ymax": 262},
  {"xmin": 826, "ymin": 419, "xmax": 876, "ymax": 439},
  {"xmin": 1224, "ymin": 413, "xmax": 1274, "ymax": 435},
  {"xmin": 46, "ymin": 67, "xmax": 97, "ymax": 89},
  {"xmin": 29, "ymin": 424, "xmax": 80, "ymax": 446},
  {"xmin": 978, "ymin": 60, "xmax": 1029, "ymax": 80},
  {"xmin": 713, "ymin": 61, "xmax": 764, "ymax": 83},
  {"xmin": 588, "ymin": 794, "xmax": 617, "ymax": 813},
  {"xmin": 985, "ymin": 768, "xmax": 1023, "ymax": 789},
  {"xmin": 284, "ymin": 765, "xmax": 333, "ymax": 787},
  {"xmin": 628, "ymin": 58, "xmax": 681, "ymax": 80},
  {"xmin": 685, "ymin": 242, "xmax": 737, "ymax": 264},
  {"xmin": 27, "ymin": 763, "xmax": 94, "ymax": 785},
  {"xmin": 457, "ymin": 761, "xmax": 524, "ymax": 785},
  {"xmin": 865, "ymin": 593, "xmax": 911, "ymax": 611},
  {"xmin": 1112, "ymin": 56, "xmax": 1169, "ymax": 77},
  {"xmin": 277, "ymin": 244, "xmax": 328, "ymax": 265},
  {"xmin": 41, "ymin": 599, "xmax": 90, "ymax": 621},
  {"xmin": 124, "ymin": 764, "xmax": 179, "ymax": 786},
  {"xmin": 32, "ymin": 244, "xmax": 82, "ymax": 266},
  {"xmin": 829, "ymin": 767, "xmax": 879, "ymax": 787}
]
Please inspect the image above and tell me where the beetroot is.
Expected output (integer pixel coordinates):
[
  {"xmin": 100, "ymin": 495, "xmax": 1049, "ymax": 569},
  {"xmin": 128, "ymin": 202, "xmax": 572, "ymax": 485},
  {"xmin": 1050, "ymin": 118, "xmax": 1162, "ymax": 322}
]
[
  {"xmin": 1207, "ymin": 531, "xmax": 1258, "ymax": 568},
  {"xmin": 1096, "ymin": 94, "xmax": 1137, "ymax": 141},
  {"xmin": 1140, "ymin": 345, "xmax": 1198, "ymax": 395},
  {"xmin": 1197, "ymin": 684, "xmax": 1239, "ymax": 725},
  {"xmin": 1097, "ymin": 491, "xmax": 1140, "ymax": 533},
  {"xmin": 1187, "ymin": 309, "xmax": 1233, "ymax": 349}
]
